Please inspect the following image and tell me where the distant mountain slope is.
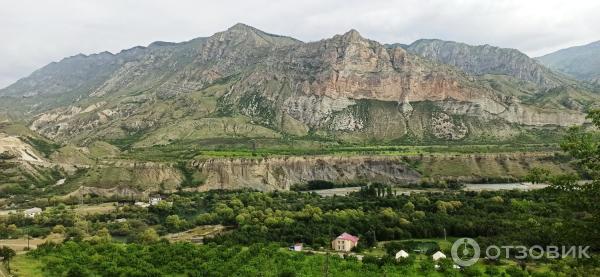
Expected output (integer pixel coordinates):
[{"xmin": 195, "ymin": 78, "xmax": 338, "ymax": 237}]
[
  {"xmin": 0, "ymin": 24, "xmax": 597, "ymax": 147},
  {"xmin": 537, "ymin": 41, "xmax": 600, "ymax": 84},
  {"xmin": 0, "ymin": 23, "xmax": 299, "ymax": 114},
  {"xmin": 406, "ymin": 39, "xmax": 571, "ymax": 87}
]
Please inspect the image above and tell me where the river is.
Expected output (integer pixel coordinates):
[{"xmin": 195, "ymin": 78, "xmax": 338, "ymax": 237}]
[{"xmin": 309, "ymin": 182, "xmax": 549, "ymax": 197}]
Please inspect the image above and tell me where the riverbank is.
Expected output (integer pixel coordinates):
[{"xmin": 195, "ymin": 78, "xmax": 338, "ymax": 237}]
[{"xmin": 309, "ymin": 182, "xmax": 549, "ymax": 197}]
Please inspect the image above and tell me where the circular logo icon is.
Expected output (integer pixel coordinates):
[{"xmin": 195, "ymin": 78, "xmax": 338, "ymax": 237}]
[{"xmin": 451, "ymin": 237, "xmax": 480, "ymax": 267}]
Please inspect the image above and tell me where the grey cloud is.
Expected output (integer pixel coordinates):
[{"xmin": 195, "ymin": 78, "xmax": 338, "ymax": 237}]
[{"xmin": 1, "ymin": 0, "xmax": 599, "ymax": 88}]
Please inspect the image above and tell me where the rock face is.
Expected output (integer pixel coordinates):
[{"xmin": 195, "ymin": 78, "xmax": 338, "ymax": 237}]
[
  {"xmin": 54, "ymin": 152, "xmax": 573, "ymax": 194},
  {"xmin": 0, "ymin": 131, "xmax": 59, "ymax": 187},
  {"xmin": 0, "ymin": 134, "xmax": 46, "ymax": 163},
  {"xmin": 406, "ymin": 39, "xmax": 570, "ymax": 87},
  {"xmin": 0, "ymin": 24, "xmax": 597, "ymax": 146},
  {"xmin": 66, "ymin": 161, "xmax": 184, "ymax": 191},
  {"xmin": 184, "ymin": 152, "xmax": 571, "ymax": 191},
  {"xmin": 537, "ymin": 40, "xmax": 600, "ymax": 84},
  {"xmin": 190, "ymin": 156, "xmax": 421, "ymax": 191},
  {"xmin": 415, "ymin": 152, "xmax": 573, "ymax": 182}
]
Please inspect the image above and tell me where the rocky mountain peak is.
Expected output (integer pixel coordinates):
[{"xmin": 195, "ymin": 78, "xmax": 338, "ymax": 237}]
[
  {"xmin": 216, "ymin": 23, "xmax": 260, "ymax": 40},
  {"xmin": 211, "ymin": 23, "xmax": 300, "ymax": 48},
  {"xmin": 341, "ymin": 29, "xmax": 363, "ymax": 41},
  {"xmin": 227, "ymin": 22, "xmax": 256, "ymax": 32},
  {"xmin": 407, "ymin": 39, "xmax": 570, "ymax": 87}
]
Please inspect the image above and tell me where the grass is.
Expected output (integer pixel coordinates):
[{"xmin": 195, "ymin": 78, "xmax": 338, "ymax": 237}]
[
  {"xmin": 11, "ymin": 254, "xmax": 44, "ymax": 276},
  {"xmin": 108, "ymin": 132, "xmax": 146, "ymax": 151},
  {"xmin": 361, "ymin": 246, "xmax": 387, "ymax": 257},
  {"xmin": 0, "ymin": 233, "xmax": 63, "ymax": 252},
  {"xmin": 72, "ymin": 202, "xmax": 117, "ymax": 215},
  {"xmin": 162, "ymin": 225, "xmax": 226, "ymax": 243},
  {"xmin": 121, "ymin": 139, "xmax": 562, "ymax": 162}
]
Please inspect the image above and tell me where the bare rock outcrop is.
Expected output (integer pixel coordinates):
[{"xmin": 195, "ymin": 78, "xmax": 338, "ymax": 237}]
[{"xmin": 190, "ymin": 156, "xmax": 421, "ymax": 191}]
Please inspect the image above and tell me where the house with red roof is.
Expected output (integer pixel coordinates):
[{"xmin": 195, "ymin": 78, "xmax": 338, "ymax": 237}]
[{"xmin": 331, "ymin": 232, "xmax": 359, "ymax": 252}]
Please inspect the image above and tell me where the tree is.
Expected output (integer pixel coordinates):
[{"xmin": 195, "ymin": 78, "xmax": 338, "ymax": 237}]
[
  {"xmin": 552, "ymin": 110, "xmax": 600, "ymax": 246},
  {"xmin": 0, "ymin": 246, "xmax": 16, "ymax": 273},
  {"xmin": 52, "ymin": 224, "xmax": 66, "ymax": 234},
  {"xmin": 89, "ymin": 227, "xmax": 112, "ymax": 243},
  {"xmin": 560, "ymin": 110, "xmax": 600, "ymax": 180},
  {"xmin": 139, "ymin": 228, "xmax": 160, "ymax": 244},
  {"xmin": 524, "ymin": 167, "xmax": 551, "ymax": 184},
  {"xmin": 165, "ymin": 215, "xmax": 185, "ymax": 231},
  {"xmin": 402, "ymin": 201, "xmax": 415, "ymax": 213}
]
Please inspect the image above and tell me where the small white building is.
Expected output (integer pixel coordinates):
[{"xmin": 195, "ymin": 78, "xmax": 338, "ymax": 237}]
[
  {"xmin": 432, "ymin": 251, "xmax": 446, "ymax": 261},
  {"xmin": 289, "ymin": 243, "xmax": 303, "ymax": 251},
  {"xmin": 24, "ymin": 207, "xmax": 42, "ymax": 218},
  {"xmin": 149, "ymin": 196, "xmax": 162, "ymax": 206},
  {"xmin": 395, "ymin": 250, "xmax": 409, "ymax": 260}
]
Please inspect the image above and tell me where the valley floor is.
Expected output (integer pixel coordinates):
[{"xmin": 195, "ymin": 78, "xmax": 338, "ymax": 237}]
[{"xmin": 1, "ymin": 185, "xmax": 598, "ymax": 276}]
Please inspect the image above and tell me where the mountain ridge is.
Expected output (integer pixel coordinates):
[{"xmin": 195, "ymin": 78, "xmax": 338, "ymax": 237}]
[
  {"xmin": 1, "ymin": 24, "xmax": 598, "ymax": 147},
  {"xmin": 537, "ymin": 40, "xmax": 600, "ymax": 84},
  {"xmin": 406, "ymin": 38, "xmax": 574, "ymax": 88}
]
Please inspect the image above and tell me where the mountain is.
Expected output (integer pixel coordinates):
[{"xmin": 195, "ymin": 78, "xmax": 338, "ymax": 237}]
[
  {"xmin": 537, "ymin": 40, "xmax": 600, "ymax": 84},
  {"xmin": 405, "ymin": 39, "xmax": 572, "ymax": 88},
  {"xmin": 0, "ymin": 24, "xmax": 597, "ymax": 148},
  {"xmin": 0, "ymin": 24, "xmax": 597, "ymax": 196}
]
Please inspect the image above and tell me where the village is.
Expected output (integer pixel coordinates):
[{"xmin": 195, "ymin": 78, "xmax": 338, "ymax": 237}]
[
  {"xmin": 288, "ymin": 232, "xmax": 461, "ymax": 270},
  {"xmin": 0, "ymin": 182, "xmax": 592, "ymax": 276},
  {"xmin": 0, "ymin": 196, "xmax": 467, "ymax": 273}
]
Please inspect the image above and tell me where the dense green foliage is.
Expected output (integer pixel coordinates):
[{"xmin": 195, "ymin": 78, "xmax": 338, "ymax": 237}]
[
  {"xmin": 20, "ymin": 184, "xmax": 600, "ymax": 276},
  {"xmin": 122, "ymin": 140, "xmax": 560, "ymax": 162},
  {"xmin": 290, "ymin": 180, "xmax": 366, "ymax": 191},
  {"xmin": 23, "ymin": 136, "xmax": 61, "ymax": 158},
  {"xmin": 29, "ymin": 241, "xmax": 466, "ymax": 277},
  {"xmin": 10, "ymin": 187, "xmax": 597, "ymax": 250},
  {"xmin": 546, "ymin": 110, "xmax": 600, "ymax": 245},
  {"xmin": 6, "ymin": 190, "xmax": 597, "ymax": 276}
]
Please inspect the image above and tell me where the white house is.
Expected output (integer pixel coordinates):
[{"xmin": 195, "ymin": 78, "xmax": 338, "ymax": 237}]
[
  {"xmin": 395, "ymin": 250, "xmax": 409, "ymax": 259},
  {"xmin": 289, "ymin": 243, "xmax": 303, "ymax": 251},
  {"xmin": 149, "ymin": 196, "xmax": 162, "ymax": 206},
  {"xmin": 432, "ymin": 251, "xmax": 446, "ymax": 261},
  {"xmin": 24, "ymin": 207, "xmax": 42, "ymax": 218}
]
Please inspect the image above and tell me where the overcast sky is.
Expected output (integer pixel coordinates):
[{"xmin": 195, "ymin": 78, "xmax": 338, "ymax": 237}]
[{"xmin": 1, "ymin": 0, "xmax": 599, "ymax": 89}]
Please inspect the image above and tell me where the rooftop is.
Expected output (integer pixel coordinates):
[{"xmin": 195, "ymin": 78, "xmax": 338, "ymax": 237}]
[{"xmin": 336, "ymin": 232, "xmax": 359, "ymax": 243}]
